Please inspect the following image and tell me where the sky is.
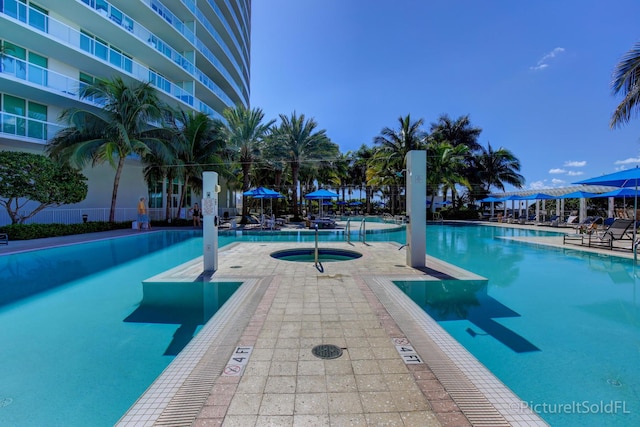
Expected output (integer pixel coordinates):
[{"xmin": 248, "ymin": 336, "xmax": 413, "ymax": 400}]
[{"xmin": 249, "ymin": 0, "xmax": 640, "ymax": 193}]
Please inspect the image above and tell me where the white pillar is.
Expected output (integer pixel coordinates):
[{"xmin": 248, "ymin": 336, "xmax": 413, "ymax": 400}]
[
  {"xmin": 608, "ymin": 197, "xmax": 614, "ymax": 219},
  {"xmin": 405, "ymin": 151, "xmax": 426, "ymax": 268},
  {"xmin": 202, "ymin": 172, "xmax": 219, "ymax": 272},
  {"xmin": 579, "ymin": 198, "xmax": 586, "ymax": 223}
]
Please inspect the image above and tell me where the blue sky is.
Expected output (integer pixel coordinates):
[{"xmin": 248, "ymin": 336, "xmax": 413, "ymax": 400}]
[{"xmin": 250, "ymin": 0, "xmax": 640, "ymax": 193}]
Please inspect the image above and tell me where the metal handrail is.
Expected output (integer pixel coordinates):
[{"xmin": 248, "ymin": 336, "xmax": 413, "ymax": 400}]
[
  {"xmin": 359, "ymin": 218, "xmax": 366, "ymax": 244},
  {"xmin": 314, "ymin": 223, "xmax": 319, "ymax": 267},
  {"xmin": 344, "ymin": 219, "xmax": 351, "ymax": 243}
]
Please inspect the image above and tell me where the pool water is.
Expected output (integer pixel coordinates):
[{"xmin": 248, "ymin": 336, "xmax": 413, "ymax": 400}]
[
  {"xmin": 0, "ymin": 232, "xmax": 234, "ymax": 427},
  {"xmin": 1, "ymin": 224, "xmax": 638, "ymax": 427},
  {"xmin": 402, "ymin": 224, "xmax": 640, "ymax": 427}
]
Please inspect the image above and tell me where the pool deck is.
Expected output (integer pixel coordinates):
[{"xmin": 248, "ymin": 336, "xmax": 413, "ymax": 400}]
[{"xmin": 4, "ymin": 220, "xmax": 617, "ymax": 426}]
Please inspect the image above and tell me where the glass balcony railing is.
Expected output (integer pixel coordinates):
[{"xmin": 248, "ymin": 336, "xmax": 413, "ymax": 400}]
[
  {"xmin": 0, "ymin": 111, "xmax": 62, "ymax": 143},
  {"xmin": 0, "ymin": 3, "xmax": 237, "ymax": 110},
  {"xmin": 78, "ymin": 0, "xmax": 246, "ymax": 105},
  {"xmin": 0, "ymin": 52, "xmax": 223, "ymax": 122}
]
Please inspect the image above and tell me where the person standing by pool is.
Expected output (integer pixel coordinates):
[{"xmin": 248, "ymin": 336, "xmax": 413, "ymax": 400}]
[
  {"xmin": 137, "ymin": 197, "xmax": 151, "ymax": 230},
  {"xmin": 190, "ymin": 203, "xmax": 202, "ymax": 228}
]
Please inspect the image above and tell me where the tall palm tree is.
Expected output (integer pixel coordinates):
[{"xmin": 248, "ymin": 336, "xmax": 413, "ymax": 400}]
[
  {"xmin": 429, "ymin": 114, "xmax": 482, "ymax": 152},
  {"xmin": 353, "ymin": 144, "xmax": 375, "ymax": 214},
  {"xmin": 372, "ymin": 114, "xmax": 427, "ymax": 214},
  {"xmin": 172, "ymin": 109, "xmax": 228, "ymax": 218},
  {"xmin": 610, "ymin": 41, "xmax": 640, "ymax": 128},
  {"xmin": 223, "ymin": 105, "xmax": 274, "ymax": 222},
  {"xmin": 471, "ymin": 143, "xmax": 525, "ymax": 194},
  {"xmin": 272, "ymin": 112, "xmax": 338, "ymax": 220},
  {"xmin": 47, "ymin": 76, "xmax": 171, "ymax": 222},
  {"xmin": 426, "ymin": 140, "xmax": 469, "ymax": 211}
]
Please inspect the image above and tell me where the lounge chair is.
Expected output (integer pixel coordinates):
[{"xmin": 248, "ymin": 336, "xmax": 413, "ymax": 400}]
[
  {"xmin": 560, "ymin": 215, "xmax": 579, "ymax": 227},
  {"xmin": 587, "ymin": 219, "xmax": 635, "ymax": 250},
  {"xmin": 572, "ymin": 216, "xmax": 603, "ymax": 234},
  {"xmin": 0, "ymin": 233, "xmax": 7, "ymax": 245}
]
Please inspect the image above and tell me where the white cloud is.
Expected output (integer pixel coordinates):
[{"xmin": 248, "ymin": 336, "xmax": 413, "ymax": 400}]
[
  {"xmin": 566, "ymin": 171, "xmax": 583, "ymax": 176},
  {"xmin": 529, "ymin": 181, "xmax": 546, "ymax": 190},
  {"xmin": 564, "ymin": 160, "xmax": 586, "ymax": 167},
  {"xmin": 614, "ymin": 157, "xmax": 640, "ymax": 165},
  {"xmin": 551, "ymin": 178, "xmax": 565, "ymax": 185},
  {"xmin": 549, "ymin": 168, "xmax": 566, "ymax": 174},
  {"xmin": 530, "ymin": 47, "xmax": 565, "ymax": 71}
]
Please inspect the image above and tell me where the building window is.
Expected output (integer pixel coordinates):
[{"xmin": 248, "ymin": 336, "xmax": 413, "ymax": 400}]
[
  {"xmin": 2, "ymin": 94, "xmax": 26, "ymax": 136},
  {"xmin": 28, "ymin": 3, "xmax": 48, "ymax": 32},
  {"xmin": 28, "ymin": 51, "xmax": 47, "ymax": 86},
  {"xmin": 27, "ymin": 101, "xmax": 46, "ymax": 139}
]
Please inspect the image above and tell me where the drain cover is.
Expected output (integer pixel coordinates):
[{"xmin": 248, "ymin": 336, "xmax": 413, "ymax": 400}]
[
  {"xmin": 0, "ymin": 397, "xmax": 13, "ymax": 407},
  {"xmin": 312, "ymin": 344, "xmax": 343, "ymax": 360}
]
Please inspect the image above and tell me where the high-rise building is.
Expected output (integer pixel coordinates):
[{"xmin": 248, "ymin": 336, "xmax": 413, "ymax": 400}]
[{"xmin": 0, "ymin": 0, "xmax": 250, "ymax": 222}]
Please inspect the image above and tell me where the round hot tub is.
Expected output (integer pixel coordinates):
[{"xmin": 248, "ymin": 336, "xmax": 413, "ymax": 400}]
[{"xmin": 270, "ymin": 248, "xmax": 362, "ymax": 262}]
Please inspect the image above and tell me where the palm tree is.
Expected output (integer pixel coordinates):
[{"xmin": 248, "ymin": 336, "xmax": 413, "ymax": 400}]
[
  {"xmin": 353, "ymin": 144, "xmax": 375, "ymax": 214},
  {"xmin": 223, "ymin": 105, "xmax": 275, "ymax": 223},
  {"xmin": 371, "ymin": 114, "xmax": 427, "ymax": 213},
  {"xmin": 429, "ymin": 114, "xmax": 482, "ymax": 152},
  {"xmin": 47, "ymin": 76, "xmax": 171, "ymax": 222},
  {"xmin": 471, "ymin": 143, "xmax": 525, "ymax": 194},
  {"xmin": 426, "ymin": 140, "xmax": 469, "ymax": 211},
  {"xmin": 272, "ymin": 112, "xmax": 338, "ymax": 220},
  {"xmin": 610, "ymin": 41, "xmax": 640, "ymax": 128},
  {"xmin": 172, "ymin": 109, "xmax": 228, "ymax": 218}
]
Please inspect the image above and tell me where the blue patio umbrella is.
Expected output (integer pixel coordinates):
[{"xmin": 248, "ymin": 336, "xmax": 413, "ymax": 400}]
[
  {"xmin": 557, "ymin": 191, "xmax": 599, "ymax": 199},
  {"xmin": 305, "ymin": 188, "xmax": 339, "ymax": 218},
  {"xmin": 575, "ymin": 167, "xmax": 640, "ymax": 258},
  {"xmin": 349, "ymin": 201, "xmax": 362, "ymax": 206},
  {"xmin": 243, "ymin": 186, "xmax": 282, "ymax": 222},
  {"xmin": 574, "ymin": 167, "xmax": 640, "ymax": 188},
  {"xmin": 590, "ymin": 188, "xmax": 639, "ymax": 198},
  {"xmin": 523, "ymin": 193, "xmax": 555, "ymax": 200}
]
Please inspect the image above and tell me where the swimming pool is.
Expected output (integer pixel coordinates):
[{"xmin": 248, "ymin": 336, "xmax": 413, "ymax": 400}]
[
  {"xmin": 401, "ymin": 223, "xmax": 640, "ymax": 427},
  {"xmin": 1, "ymin": 224, "xmax": 637, "ymax": 426},
  {"xmin": 0, "ymin": 231, "xmax": 234, "ymax": 427}
]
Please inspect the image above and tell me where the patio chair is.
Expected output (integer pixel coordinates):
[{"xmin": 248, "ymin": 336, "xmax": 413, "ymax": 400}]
[
  {"xmin": 0, "ymin": 233, "xmax": 7, "ymax": 245},
  {"xmin": 587, "ymin": 219, "xmax": 635, "ymax": 250}
]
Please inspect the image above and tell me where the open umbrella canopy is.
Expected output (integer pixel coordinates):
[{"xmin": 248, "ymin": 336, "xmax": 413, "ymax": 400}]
[
  {"xmin": 574, "ymin": 167, "xmax": 640, "ymax": 188},
  {"xmin": 243, "ymin": 186, "xmax": 281, "ymax": 197},
  {"xmin": 590, "ymin": 188, "xmax": 640, "ymax": 198},
  {"xmin": 349, "ymin": 201, "xmax": 362, "ymax": 206},
  {"xmin": 479, "ymin": 196, "xmax": 502, "ymax": 202},
  {"xmin": 494, "ymin": 194, "xmax": 523, "ymax": 202},
  {"xmin": 557, "ymin": 191, "xmax": 599, "ymax": 199},
  {"xmin": 304, "ymin": 189, "xmax": 339, "ymax": 199},
  {"xmin": 522, "ymin": 193, "xmax": 555, "ymax": 200}
]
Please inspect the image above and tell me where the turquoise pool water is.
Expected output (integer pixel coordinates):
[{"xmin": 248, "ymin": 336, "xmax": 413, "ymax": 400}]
[
  {"xmin": 2, "ymin": 224, "xmax": 637, "ymax": 426},
  {"xmin": 0, "ymin": 232, "xmax": 235, "ymax": 427},
  {"xmin": 402, "ymin": 223, "xmax": 640, "ymax": 427}
]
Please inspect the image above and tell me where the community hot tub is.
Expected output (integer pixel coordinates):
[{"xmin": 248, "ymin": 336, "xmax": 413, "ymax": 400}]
[{"xmin": 270, "ymin": 248, "xmax": 362, "ymax": 262}]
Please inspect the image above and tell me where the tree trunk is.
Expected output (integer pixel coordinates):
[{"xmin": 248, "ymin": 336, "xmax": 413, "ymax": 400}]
[
  {"xmin": 241, "ymin": 163, "xmax": 251, "ymax": 224},
  {"xmin": 292, "ymin": 164, "xmax": 300, "ymax": 220},
  {"xmin": 109, "ymin": 156, "xmax": 126, "ymax": 223}
]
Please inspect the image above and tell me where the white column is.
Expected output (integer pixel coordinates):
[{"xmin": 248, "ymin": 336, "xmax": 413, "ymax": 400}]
[
  {"xmin": 608, "ymin": 197, "xmax": 614, "ymax": 219},
  {"xmin": 202, "ymin": 172, "xmax": 219, "ymax": 272},
  {"xmin": 405, "ymin": 150, "xmax": 426, "ymax": 268}
]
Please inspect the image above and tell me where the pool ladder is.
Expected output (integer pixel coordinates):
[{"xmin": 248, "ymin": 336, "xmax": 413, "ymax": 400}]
[{"xmin": 343, "ymin": 218, "xmax": 366, "ymax": 245}]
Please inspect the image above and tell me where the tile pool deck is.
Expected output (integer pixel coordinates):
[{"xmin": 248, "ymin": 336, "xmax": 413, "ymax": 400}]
[{"xmin": 5, "ymin": 221, "xmax": 615, "ymax": 426}]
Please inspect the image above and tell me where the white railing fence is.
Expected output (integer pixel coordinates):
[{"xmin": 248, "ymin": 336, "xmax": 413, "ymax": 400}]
[{"xmin": 0, "ymin": 207, "xmax": 239, "ymax": 226}]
